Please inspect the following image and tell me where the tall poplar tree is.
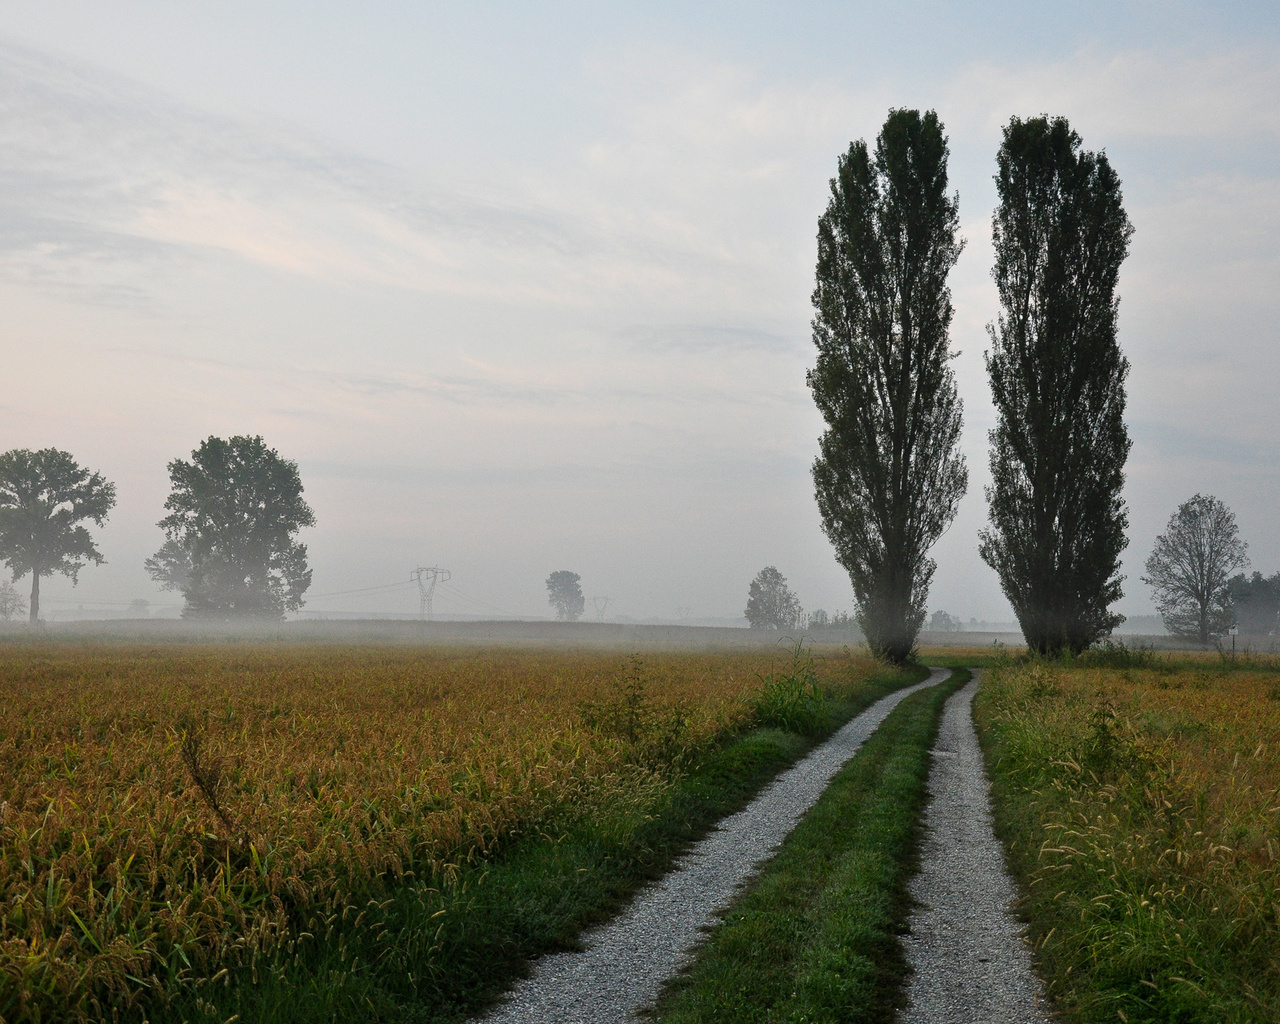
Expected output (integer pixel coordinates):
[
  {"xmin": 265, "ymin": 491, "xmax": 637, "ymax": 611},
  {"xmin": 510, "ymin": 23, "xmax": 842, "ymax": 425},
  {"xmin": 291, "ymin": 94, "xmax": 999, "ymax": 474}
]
[
  {"xmin": 980, "ymin": 116, "xmax": 1133, "ymax": 655},
  {"xmin": 808, "ymin": 109, "xmax": 967, "ymax": 664}
]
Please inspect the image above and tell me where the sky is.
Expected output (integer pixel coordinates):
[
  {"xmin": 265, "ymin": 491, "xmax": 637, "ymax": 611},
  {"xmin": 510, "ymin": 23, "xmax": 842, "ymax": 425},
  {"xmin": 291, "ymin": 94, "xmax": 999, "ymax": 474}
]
[{"xmin": 1, "ymin": 1, "xmax": 1278, "ymax": 623}]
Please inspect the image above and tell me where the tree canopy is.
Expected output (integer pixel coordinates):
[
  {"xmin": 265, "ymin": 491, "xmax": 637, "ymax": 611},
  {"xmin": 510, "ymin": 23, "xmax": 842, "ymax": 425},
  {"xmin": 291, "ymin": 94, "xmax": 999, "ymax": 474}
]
[
  {"xmin": 979, "ymin": 115, "xmax": 1133, "ymax": 656},
  {"xmin": 545, "ymin": 570, "xmax": 584, "ymax": 621},
  {"xmin": 1142, "ymin": 494, "xmax": 1248, "ymax": 645},
  {"xmin": 0, "ymin": 448, "xmax": 116, "ymax": 624},
  {"xmin": 147, "ymin": 436, "xmax": 315, "ymax": 619},
  {"xmin": 745, "ymin": 566, "xmax": 803, "ymax": 630},
  {"xmin": 808, "ymin": 108, "xmax": 967, "ymax": 663}
]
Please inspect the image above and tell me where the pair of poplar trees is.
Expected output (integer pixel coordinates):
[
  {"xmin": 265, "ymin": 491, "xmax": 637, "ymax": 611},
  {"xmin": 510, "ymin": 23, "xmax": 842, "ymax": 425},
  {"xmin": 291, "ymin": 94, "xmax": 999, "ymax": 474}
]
[{"xmin": 810, "ymin": 110, "xmax": 1132, "ymax": 662}]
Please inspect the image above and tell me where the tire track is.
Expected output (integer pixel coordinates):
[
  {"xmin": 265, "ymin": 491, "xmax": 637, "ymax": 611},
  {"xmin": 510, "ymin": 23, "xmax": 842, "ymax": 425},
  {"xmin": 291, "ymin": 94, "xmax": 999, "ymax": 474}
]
[
  {"xmin": 479, "ymin": 668, "xmax": 952, "ymax": 1024},
  {"xmin": 901, "ymin": 673, "xmax": 1051, "ymax": 1022}
]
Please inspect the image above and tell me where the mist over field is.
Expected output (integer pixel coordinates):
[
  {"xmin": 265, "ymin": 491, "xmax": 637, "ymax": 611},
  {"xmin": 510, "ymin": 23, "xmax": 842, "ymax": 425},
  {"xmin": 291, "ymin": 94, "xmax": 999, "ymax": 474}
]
[{"xmin": 2, "ymin": 2, "xmax": 1278, "ymax": 627}]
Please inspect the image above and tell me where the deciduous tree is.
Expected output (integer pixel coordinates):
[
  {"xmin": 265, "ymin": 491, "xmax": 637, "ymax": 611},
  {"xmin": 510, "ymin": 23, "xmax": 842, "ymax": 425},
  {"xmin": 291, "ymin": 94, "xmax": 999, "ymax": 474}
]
[
  {"xmin": 0, "ymin": 448, "xmax": 116, "ymax": 624},
  {"xmin": 545, "ymin": 570, "xmax": 584, "ymax": 621},
  {"xmin": 1142, "ymin": 494, "xmax": 1248, "ymax": 645},
  {"xmin": 745, "ymin": 566, "xmax": 803, "ymax": 630},
  {"xmin": 148, "ymin": 436, "xmax": 315, "ymax": 619},
  {"xmin": 808, "ymin": 108, "xmax": 967, "ymax": 663},
  {"xmin": 979, "ymin": 116, "xmax": 1134, "ymax": 656}
]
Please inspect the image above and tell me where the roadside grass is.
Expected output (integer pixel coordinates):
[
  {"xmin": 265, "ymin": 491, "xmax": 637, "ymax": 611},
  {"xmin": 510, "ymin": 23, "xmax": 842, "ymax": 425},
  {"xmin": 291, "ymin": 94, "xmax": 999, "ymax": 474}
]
[
  {"xmin": 650, "ymin": 668, "xmax": 968, "ymax": 1024},
  {"xmin": 975, "ymin": 660, "xmax": 1280, "ymax": 1023},
  {"xmin": 0, "ymin": 641, "xmax": 925, "ymax": 1024}
]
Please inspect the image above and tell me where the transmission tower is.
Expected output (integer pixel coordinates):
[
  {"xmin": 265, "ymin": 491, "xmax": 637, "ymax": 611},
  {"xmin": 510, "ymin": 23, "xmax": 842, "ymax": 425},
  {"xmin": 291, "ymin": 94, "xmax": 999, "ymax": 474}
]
[
  {"xmin": 411, "ymin": 567, "xmax": 451, "ymax": 621},
  {"xmin": 592, "ymin": 595, "xmax": 611, "ymax": 621}
]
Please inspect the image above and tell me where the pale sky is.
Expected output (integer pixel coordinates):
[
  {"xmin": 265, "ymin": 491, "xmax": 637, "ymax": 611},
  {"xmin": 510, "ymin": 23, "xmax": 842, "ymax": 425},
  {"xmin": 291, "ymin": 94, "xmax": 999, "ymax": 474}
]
[{"xmin": 2, "ymin": 2, "xmax": 1278, "ymax": 622}]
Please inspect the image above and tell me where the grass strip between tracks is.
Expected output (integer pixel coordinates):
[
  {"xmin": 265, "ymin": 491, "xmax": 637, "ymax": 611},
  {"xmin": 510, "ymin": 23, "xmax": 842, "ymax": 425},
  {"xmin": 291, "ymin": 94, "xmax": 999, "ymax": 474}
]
[
  {"xmin": 154, "ymin": 662, "xmax": 929, "ymax": 1024},
  {"xmin": 651, "ymin": 668, "xmax": 969, "ymax": 1024}
]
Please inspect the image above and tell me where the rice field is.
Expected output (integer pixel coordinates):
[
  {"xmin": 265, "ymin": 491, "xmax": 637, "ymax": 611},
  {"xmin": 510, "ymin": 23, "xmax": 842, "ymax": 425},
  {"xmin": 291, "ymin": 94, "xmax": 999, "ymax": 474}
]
[
  {"xmin": 0, "ymin": 641, "xmax": 883, "ymax": 1022},
  {"xmin": 975, "ymin": 655, "xmax": 1280, "ymax": 1022}
]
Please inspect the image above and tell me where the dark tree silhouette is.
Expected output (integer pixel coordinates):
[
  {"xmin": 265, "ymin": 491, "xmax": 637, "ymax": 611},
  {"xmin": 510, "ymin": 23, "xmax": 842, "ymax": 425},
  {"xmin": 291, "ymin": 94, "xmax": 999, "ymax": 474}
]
[
  {"xmin": 745, "ymin": 566, "xmax": 803, "ymax": 630},
  {"xmin": 0, "ymin": 448, "xmax": 116, "ymax": 624},
  {"xmin": 979, "ymin": 115, "xmax": 1134, "ymax": 656},
  {"xmin": 545, "ymin": 570, "xmax": 585, "ymax": 621},
  {"xmin": 808, "ymin": 108, "xmax": 967, "ymax": 663},
  {"xmin": 148, "ymin": 436, "xmax": 315, "ymax": 619},
  {"xmin": 1142, "ymin": 494, "xmax": 1248, "ymax": 645}
]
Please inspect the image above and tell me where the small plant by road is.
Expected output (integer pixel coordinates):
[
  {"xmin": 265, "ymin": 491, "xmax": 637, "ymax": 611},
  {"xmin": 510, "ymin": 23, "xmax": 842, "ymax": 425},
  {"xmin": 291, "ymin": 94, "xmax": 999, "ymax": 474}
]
[{"xmin": 751, "ymin": 641, "xmax": 827, "ymax": 735}]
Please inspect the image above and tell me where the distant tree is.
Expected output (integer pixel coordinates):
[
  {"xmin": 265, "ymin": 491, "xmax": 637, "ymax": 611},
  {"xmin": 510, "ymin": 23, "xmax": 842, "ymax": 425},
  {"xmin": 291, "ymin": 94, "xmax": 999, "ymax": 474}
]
[
  {"xmin": 809, "ymin": 608, "xmax": 830, "ymax": 628},
  {"xmin": 148, "ymin": 436, "xmax": 315, "ymax": 619},
  {"xmin": 545, "ymin": 570, "xmax": 584, "ymax": 621},
  {"xmin": 745, "ymin": 566, "xmax": 803, "ymax": 630},
  {"xmin": 808, "ymin": 108, "xmax": 968, "ymax": 664},
  {"xmin": 0, "ymin": 580, "xmax": 27, "ymax": 621},
  {"xmin": 0, "ymin": 448, "xmax": 116, "ymax": 624},
  {"xmin": 928, "ymin": 610, "xmax": 961, "ymax": 632},
  {"xmin": 1142, "ymin": 494, "xmax": 1248, "ymax": 644},
  {"xmin": 979, "ymin": 115, "xmax": 1134, "ymax": 656},
  {"xmin": 1227, "ymin": 571, "xmax": 1280, "ymax": 636}
]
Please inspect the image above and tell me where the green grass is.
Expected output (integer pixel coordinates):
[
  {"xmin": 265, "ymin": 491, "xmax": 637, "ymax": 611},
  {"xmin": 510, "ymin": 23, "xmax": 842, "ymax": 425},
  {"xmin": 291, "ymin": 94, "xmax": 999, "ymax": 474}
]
[
  {"xmin": 650, "ymin": 669, "xmax": 968, "ymax": 1024},
  {"xmin": 974, "ymin": 661, "xmax": 1280, "ymax": 1023},
  {"xmin": 153, "ymin": 663, "xmax": 929, "ymax": 1024}
]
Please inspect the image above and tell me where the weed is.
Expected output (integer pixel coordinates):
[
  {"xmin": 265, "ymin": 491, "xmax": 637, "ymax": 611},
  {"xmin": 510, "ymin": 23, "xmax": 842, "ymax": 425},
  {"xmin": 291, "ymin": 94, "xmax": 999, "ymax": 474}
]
[
  {"xmin": 750, "ymin": 641, "xmax": 827, "ymax": 735},
  {"xmin": 1077, "ymin": 639, "xmax": 1159, "ymax": 670}
]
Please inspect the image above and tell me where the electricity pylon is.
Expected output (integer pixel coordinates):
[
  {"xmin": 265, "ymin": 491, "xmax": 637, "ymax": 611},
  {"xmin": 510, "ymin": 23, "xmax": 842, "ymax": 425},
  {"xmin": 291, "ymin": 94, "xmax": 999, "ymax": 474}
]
[
  {"xmin": 412, "ymin": 567, "xmax": 451, "ymax": 621},
  {"xmin": 592, "ymin": 595, "xmax": 610, "ymax": 621}
]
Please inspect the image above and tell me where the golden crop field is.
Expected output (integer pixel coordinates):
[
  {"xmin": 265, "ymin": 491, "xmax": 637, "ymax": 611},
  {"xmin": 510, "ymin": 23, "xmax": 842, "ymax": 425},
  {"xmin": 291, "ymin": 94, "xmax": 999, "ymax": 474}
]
[
  {"xmin": 975, "ymin": 656, "xmax": 1280, "ymax": 1022},
  {"xmin": 0, "ymin": 641, "xmax": 878, "ymax": 1022}
]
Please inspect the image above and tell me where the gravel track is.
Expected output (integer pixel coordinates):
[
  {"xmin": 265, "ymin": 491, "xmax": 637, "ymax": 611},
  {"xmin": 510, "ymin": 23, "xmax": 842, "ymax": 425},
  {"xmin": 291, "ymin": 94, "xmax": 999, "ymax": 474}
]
[
  {"xmin": 479, "ymin": 668, "xmax": 951, "ymax": 1024},
  {"xmin": 901, "ymin": 674, "xmax": 1050, "ymax": 1023}
]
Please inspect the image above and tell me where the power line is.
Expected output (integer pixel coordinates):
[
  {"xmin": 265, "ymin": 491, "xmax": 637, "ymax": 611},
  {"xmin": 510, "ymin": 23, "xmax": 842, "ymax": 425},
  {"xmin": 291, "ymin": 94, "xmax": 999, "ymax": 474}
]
[
  {"xmin": 306, "ymin": 580, "xmax": 416, "ymax": 599},
  {"xmin": 437, "ymin": 580, "xmax": 509, "ymax": 616}
]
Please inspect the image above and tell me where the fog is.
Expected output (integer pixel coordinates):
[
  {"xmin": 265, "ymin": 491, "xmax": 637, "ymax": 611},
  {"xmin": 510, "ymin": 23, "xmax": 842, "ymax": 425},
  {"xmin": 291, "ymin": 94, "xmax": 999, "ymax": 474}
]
[{"xmin": 2, "ymin": 4, "xmax": 1278, "ymax": 626}]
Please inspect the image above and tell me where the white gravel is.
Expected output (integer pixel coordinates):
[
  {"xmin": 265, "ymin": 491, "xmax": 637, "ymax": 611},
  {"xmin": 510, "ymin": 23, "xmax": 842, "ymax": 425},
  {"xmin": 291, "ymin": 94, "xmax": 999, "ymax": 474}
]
[
  {"xmin": 478, "ymin": 668, "xmax": 951, "ymax": 1024},
  {"xmin": 900, "ymin": 674, "xmax": 1051, "ymax": 1023}
]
